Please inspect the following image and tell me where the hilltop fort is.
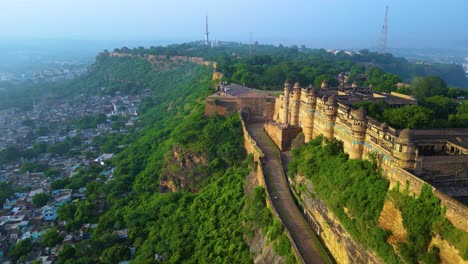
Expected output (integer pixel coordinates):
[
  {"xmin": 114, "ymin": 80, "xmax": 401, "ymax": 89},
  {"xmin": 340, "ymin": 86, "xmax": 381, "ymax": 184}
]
[{"xmin": 205, "ymin": 78, "xmax": 468, "ymax": 230}]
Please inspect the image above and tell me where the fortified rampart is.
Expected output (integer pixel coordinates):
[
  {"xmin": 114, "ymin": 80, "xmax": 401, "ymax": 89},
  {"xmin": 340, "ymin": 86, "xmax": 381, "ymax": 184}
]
[
  {"xmin": 385, "ymin": 168, "xmax": 468, "ymax": 231},
  {"xmin": 203, "ymin": 80, "xmax": 467, "ymax": 231},
  {"xmin": 239, "ymin": 117, "xmax": 306, "ymax": 263}
]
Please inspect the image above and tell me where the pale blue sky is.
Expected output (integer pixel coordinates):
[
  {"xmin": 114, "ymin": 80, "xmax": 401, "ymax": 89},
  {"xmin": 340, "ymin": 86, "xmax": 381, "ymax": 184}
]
[{"xmin": 1, "ymin": 0, "xmax": 467, "ymax": 49}]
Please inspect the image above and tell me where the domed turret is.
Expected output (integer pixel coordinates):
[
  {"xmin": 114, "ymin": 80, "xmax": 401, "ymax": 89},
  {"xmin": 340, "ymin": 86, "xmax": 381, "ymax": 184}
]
[
  {"xmin": 398, "ymin": 129, "xmax": 414, "ymax": 143},
  {"xmin": 327, "ymin": 95, "xmax": 337, "ymax": 104},
  {"xmin": 321, "ymin": 80, "xmax": 329, "ymax": 90},
  {"xmin": 281, "ymin": 80, "xmax": 292, "ymax": 124},
  {"xmin": 308, "ymin": 86, "xmax": 317, "ymax": 96},
  {"xmin": 351, "ymin": 107, "xmax": 366, "ymax": 120},
  {"xmin": 350, "ymin": 107, "xmax": 367, "ymax": 160},
  {"xmin": 294, "ymin": 82, "xmax": 301, "ymax": 90},
  {"xmin": 380, "ymin": 122, "xmax": 388, "ymax": 130},
  {"xmin": 284, "ymin": 80, "xmax": 292, "ymax": 92},
  {"xmin": 394, "ymin": 128, "xmax": 417, "ymax": 170}
]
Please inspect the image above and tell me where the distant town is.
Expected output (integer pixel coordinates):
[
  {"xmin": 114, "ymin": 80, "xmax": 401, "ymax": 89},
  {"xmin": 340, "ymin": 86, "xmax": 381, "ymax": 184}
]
[
  {"xmin": 0, "ymin": 63, "xmax": 88, "ymax": 84},
  {"xmin": 0, "ymin": 89, "xmax": 150, "ymax": 261}
]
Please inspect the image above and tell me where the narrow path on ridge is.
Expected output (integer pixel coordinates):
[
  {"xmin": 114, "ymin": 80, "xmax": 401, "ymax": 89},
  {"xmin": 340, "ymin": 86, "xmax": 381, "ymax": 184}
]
[{"xmin": 246, "ymin": 122, "xmax": 330, "ymax": 264}]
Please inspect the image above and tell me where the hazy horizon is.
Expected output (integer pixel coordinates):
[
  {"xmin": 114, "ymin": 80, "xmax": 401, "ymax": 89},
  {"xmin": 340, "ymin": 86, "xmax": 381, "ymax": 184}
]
[{"xmin": 1, "ymin": 0, "xmax": 468, "ymax": 50}]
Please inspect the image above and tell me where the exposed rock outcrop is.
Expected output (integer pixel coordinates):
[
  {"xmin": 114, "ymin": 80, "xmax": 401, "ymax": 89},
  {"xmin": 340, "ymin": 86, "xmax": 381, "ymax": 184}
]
[
  {"xmin": 378, "ymin": 200, "xmax": 407, "ymax": 248},
  {"xmin": 159, "ymin": 145, "xmax": 208, "ymax": 193}
]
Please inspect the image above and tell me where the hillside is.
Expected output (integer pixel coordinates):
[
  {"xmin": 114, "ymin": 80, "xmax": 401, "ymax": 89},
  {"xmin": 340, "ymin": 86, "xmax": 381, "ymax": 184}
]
[
  {"xmin": 2, "ymin": 42, "xmax": 466, "ymax": 112},
  {"xmin": 332, "ymin": 50, "xmax": 468, "ymax": 88},
  {"xmin": 112, "ymin": 43, "xmax": 468, "ymax": 89},
  {"xmin": 25, "ymin": 52, "xmax": 298, "ymax": 263}
]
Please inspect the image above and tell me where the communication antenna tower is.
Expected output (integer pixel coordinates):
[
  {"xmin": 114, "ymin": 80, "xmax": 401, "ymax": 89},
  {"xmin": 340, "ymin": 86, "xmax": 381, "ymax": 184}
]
[
  {"xmin": 379, "ymin": 6, "xmax": 388, "ymax": 52},
  {"xmin": 205, "ymin": 16, "xmax": 209, "ymax": 46}
]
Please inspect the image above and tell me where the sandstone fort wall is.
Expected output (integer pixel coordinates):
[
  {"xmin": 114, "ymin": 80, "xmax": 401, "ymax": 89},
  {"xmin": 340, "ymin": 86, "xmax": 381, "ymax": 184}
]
[{"xmin": 240, "ymin": 117, "xmax": 306, "ymax": 263}]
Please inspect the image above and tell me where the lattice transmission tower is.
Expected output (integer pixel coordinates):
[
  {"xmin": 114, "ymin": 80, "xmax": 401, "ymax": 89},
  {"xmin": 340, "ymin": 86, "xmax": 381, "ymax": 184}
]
[
  {"xmin": 379, "ymin": 6, "xmax": 389, "ymax": 52},
  {"xmin": 205, "ymin": 16, "xmax": 209, "ymax": 46}
]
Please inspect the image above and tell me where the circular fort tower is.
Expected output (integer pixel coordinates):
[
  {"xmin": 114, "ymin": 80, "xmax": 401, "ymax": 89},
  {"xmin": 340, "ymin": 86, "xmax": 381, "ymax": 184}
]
[
  {"xmin": 350, "ymin": 108, "xmax": 368, "ymax": 159},
  {"xmin": 321, "ymin": 80, "xmax": 329, "ymax": 90},
  {"xmin": 290, "ymin": 82, "xmax": 301, "ymax": 126},
  {"xmin": 280, "ymin": 81, "xmax": 291, "ymax": 124},
  {"xmin": 281, "ymin": 81, "xmax": 292, "ymax": 124},
  {"xmin": 323, "ymin": 95, "xmax": 338, "ymax": 139},
  {"xmin": 303, "ymin": 86, "xmax": 317, "ymax": 142},
  {"xmin": 392, "ymin": 129, "xmax": 418, "ymax": 170}
]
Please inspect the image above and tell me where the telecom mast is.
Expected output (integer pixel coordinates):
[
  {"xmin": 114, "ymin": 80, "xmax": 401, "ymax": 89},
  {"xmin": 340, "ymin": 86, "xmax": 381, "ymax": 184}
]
[
  {"xmin": 205, "ymin": 16, "xmax": 209, "ymax": 46},
  {"xmin": 379, "ymin": 6, "xmax": 388, "ymax": 52}
]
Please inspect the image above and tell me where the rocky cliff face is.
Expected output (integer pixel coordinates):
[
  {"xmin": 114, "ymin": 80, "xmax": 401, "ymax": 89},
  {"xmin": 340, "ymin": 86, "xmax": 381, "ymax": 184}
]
[
  {"xmin": 292, "ymin": 175, "xmax": 382, "ymax": 264},
  {"xmin": 159, "ymin": 146, "xmax": 208, "ymax": 193},
  {"xmin": 430, "ymin": 236, "xmax": 467, "ymax": 264},
  {"xmin": 291, "ymin": 174, "xmax": 467, "ymax": 264},
  {"xmin": 378, "ymin": 200, "xmax": 407, "ymax": 248},
  {"xmin": 244, "ymin": 167, "xmax": 286, "ymax": 264},
  {"xmin": 248, "ymin": 230, "xmax": 286, "ymax": 264},
  {"xmin": 378, "ymin": 199, "xmax": 467, "ymax": 264}
]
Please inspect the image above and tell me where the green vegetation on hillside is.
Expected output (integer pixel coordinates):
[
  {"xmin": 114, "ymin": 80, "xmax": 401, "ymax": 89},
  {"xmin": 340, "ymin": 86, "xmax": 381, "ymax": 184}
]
[
  {"xmin": 114, "ymin": 43, "xmax": 468, "ymax": 88},
  {"xmin": 289, "ymin": 136, "xmax": 468, "ymax": 263},
  {"xmin": 244, "ymin": 186, "xmax": 297, "ymax": 264},
  {"xmin": 288, "ymin": 136, "xmax": 398, "ymax": 263},
  {"xmin": 216, "ymin": 51, "xmax": 404, "ymax": 91},
  {"xmin": 348, "ymin": 50, "xmax": 468, "ymax": 88},
  {"xmin": 390, "ymin": 185, "xmax": 468, "ymax": 262},
  {"xmin": 38, "ymin": 54, "xmax": 263, "ymax": 263}
]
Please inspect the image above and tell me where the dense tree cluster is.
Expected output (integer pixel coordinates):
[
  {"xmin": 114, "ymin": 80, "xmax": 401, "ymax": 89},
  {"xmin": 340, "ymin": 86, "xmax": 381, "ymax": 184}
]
[
  {"xmin": 0, "ymin": 182, "xmax": 14, "ymax": 206},
  {"xmin": 354, "ymin": 76, "xmax": 468, "ymax": 129},
  {"xmin": 32, "ymin": 193, "xmax": 49, "ymax": 207},
  {"xmin": 74, "ymin": 113, "xmax": 106, "ymax": 129}
]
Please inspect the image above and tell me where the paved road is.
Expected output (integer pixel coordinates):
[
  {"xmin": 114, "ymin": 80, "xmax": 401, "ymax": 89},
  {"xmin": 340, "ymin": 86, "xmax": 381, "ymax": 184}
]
[{"xmin": 247, "ymin": 122, "xmax": 329, "ymax": 264}]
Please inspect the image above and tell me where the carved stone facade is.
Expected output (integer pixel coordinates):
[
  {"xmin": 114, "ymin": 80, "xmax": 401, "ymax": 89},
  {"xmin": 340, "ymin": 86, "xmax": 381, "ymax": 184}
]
[
  {"xmin": 270, "ymin": 81, "xmax": 468, "ymax": 173},
  {"xmin": 204, "ymin": 81, "xmax": 468, "ymax": 207},
  {"xmin": 266, "ymin": 81, "xmax": 468, "ymax": 210}
]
